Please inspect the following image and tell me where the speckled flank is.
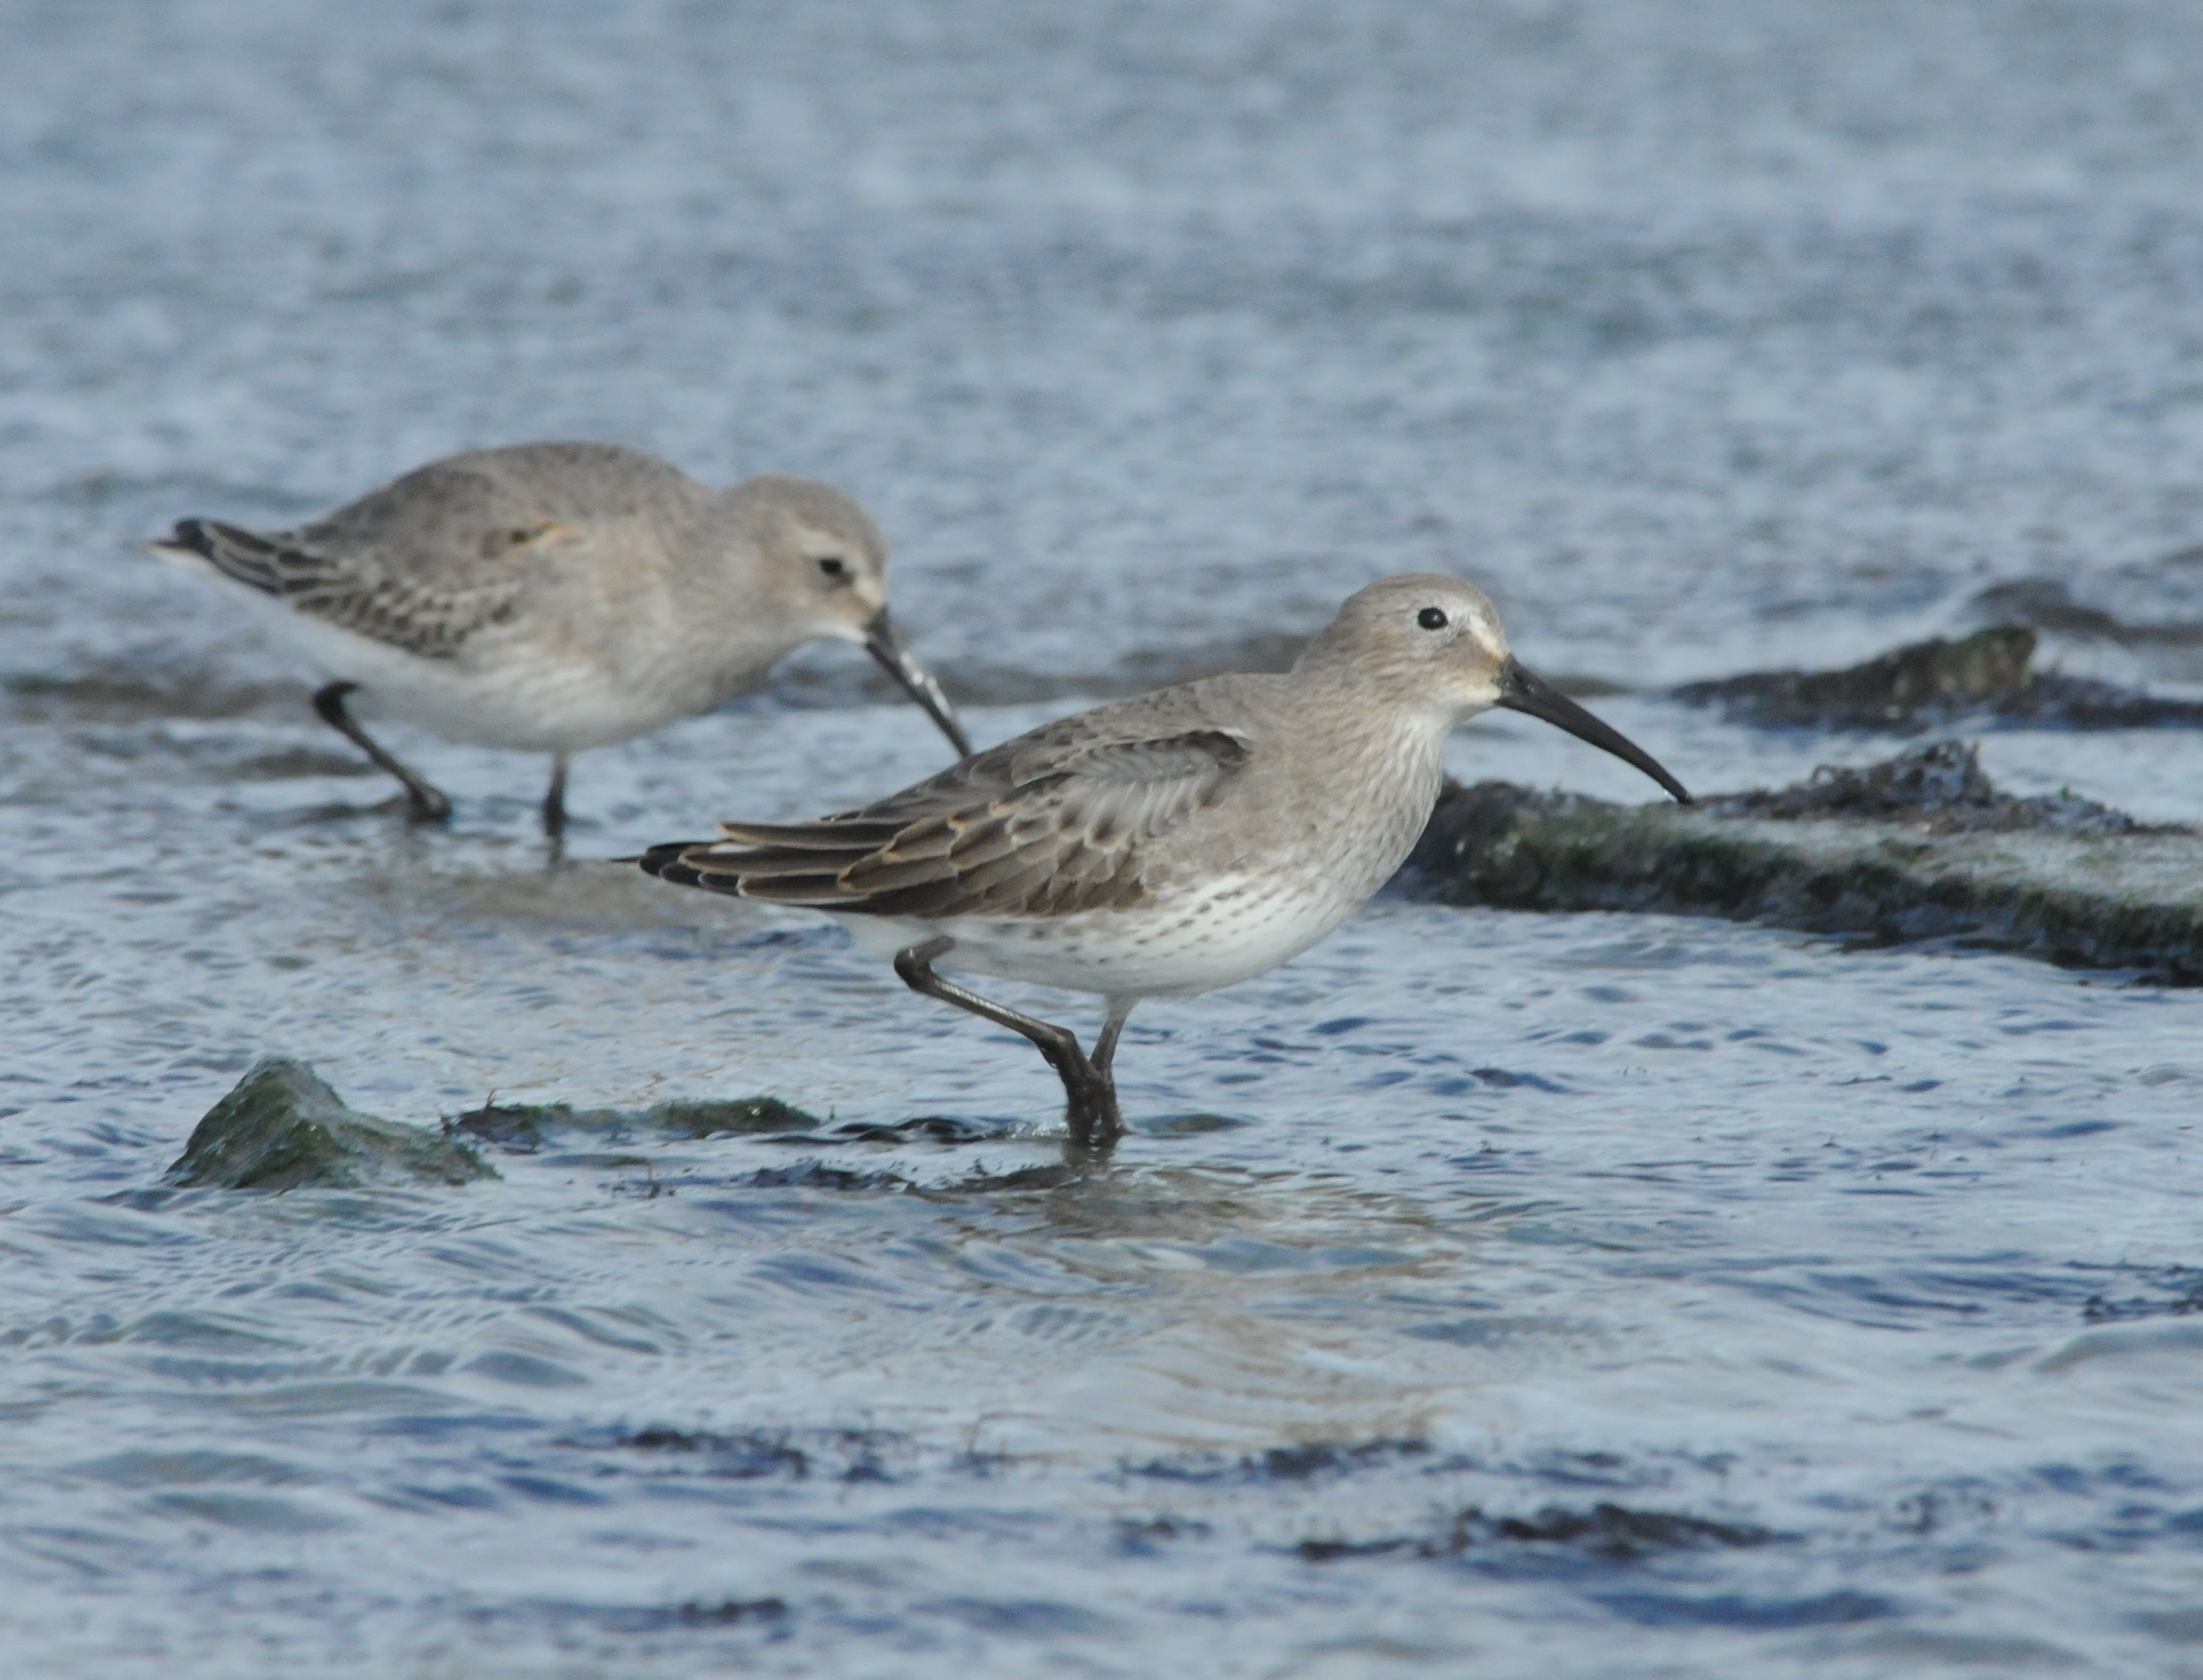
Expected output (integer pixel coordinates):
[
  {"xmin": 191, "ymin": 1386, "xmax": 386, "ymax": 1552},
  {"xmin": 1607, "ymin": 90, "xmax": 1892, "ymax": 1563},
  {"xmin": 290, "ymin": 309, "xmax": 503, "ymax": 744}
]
[{"xmin": 841, "ymin": 871, "xmax": 1354, "ymax": 995}]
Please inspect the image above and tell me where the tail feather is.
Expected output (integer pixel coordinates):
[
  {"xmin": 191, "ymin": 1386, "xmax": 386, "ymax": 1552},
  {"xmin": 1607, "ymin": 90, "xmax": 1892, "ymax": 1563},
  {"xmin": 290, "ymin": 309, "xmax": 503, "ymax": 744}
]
[
  {"xmin": 713, "ymin": 817, "xmax": 904, "ymax": 851},
  {"xmin": 637, "ymin": 836, "xmax": 880, "ymax": 909},
  {"xmin": 637, "ymin": 839, "xmax": 725, "ymax": 889},
  {"xmin": 149, "ymin": 517, "xmax": 293, "ymax": 597},
  {"xmin": 726, "ymin": 871, "xmax": 861, "ymax": 905}
]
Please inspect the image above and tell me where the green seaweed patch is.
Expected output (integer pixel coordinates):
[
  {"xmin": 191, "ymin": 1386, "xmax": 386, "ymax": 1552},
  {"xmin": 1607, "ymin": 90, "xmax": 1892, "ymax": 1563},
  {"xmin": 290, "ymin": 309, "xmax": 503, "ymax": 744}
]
[{"xmin": 169, "ymin": 1060, "xmax": 497, "ymax": 1190}]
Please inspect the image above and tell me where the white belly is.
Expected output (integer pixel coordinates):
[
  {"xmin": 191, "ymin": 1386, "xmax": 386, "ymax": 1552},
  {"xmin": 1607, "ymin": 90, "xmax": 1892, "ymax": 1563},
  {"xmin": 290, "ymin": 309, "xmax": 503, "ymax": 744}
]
[
  {"xmin": 832, "ymin": 872, "xmax": 1366, "ymax": 1000},
  {"xmin": 251, "ymin": 598, "xmax": 697, "ymax": 752}
]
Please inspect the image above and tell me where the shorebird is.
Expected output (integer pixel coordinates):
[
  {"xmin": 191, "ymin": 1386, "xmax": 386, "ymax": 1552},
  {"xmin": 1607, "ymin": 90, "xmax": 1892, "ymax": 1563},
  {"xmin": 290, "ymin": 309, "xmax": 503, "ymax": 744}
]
[
  {"xmin": 151, "ymin": 442, "xmax": 970, "ymax": 834},
  {"xmin": 640, "ymin": 574, "xmax": 1690, "ymax": 1149}
]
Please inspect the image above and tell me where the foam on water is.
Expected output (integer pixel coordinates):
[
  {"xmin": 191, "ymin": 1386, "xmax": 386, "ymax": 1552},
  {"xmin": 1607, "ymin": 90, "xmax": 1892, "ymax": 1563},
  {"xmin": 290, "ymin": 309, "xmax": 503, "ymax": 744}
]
[{"xmin": 5, "ymin": 2, "xmax": 2203, "ymax": 1674}]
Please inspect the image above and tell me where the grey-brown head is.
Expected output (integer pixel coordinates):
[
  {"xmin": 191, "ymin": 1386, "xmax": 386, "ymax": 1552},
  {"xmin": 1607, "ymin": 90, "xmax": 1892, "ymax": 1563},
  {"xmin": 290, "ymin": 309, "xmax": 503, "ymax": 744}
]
[
  {"xmin": 712, "ymin": 474, "xmax": 970, "ymax": 757},
  {"xmin": 1297, "ymin": 573, "xmax": 1690, "ymax": 802}
]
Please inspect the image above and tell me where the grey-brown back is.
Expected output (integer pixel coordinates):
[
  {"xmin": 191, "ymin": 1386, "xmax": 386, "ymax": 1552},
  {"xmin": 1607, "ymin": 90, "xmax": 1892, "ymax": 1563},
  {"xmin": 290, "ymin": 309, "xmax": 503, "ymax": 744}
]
[
  {"xmin": 300, "ymin": 443, "xmax": 707, "ymax": 587},
  {"xmin": 161, "ymin": 442, "xmax": 715, "ymax": 662},
  {"xmin": 639, "ymin": 667, "xmax": 1448, "ymax": 922}
]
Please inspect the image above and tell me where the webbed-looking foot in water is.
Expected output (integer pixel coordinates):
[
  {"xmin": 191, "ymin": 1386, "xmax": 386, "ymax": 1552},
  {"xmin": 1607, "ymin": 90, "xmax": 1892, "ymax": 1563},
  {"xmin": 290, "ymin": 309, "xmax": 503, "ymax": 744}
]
[{"xmin": 641, "ymin": 575, "xmax": 1687, "ymax": 1146}]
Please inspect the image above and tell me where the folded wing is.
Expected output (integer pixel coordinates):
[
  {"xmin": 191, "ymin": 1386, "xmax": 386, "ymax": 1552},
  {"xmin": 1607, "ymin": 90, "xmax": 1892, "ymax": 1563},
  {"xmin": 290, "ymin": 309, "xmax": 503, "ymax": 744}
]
[
  {"xmin": 153, "ymin": 459, "xmax": 589, "ymax": 659},
  {"xmin": 640, "ymin": 727, "xmax": 1253, "ymax": 919}
]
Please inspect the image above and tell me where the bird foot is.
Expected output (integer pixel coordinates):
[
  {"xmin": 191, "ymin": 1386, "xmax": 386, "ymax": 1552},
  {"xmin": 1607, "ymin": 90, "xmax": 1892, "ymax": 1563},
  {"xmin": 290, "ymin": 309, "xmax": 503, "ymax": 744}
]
[{"xmin": 1054, "ymin": 1055, "xmax": 1125, "ymax": 1154}]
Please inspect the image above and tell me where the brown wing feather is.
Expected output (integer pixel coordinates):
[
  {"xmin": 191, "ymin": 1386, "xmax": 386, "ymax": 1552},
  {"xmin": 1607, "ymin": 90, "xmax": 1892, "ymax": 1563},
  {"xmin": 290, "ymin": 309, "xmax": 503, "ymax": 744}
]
[
  {"xmin": 639, "ymin": 728, "xmax": 1252, "ymax": 920},
  {"xmin": 164, "ymin": 515, "xmax": 538, "ymax": 660},
  {"xmin": 713, "ymin": 817, "xmax": 909, "ymax": 851}
]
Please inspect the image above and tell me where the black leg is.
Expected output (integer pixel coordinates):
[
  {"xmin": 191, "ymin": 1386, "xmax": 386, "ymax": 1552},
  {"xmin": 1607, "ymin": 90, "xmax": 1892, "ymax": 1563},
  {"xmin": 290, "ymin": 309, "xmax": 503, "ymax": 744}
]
[
  {"xmin": 893, "ymin": 937, "xmax": 1126, "ymax": 1149},
  {"xmin": 542, "ymin": 754, "xmax": 570, "ymax": 836},
  {"xmin": 1092, "ymin": 997, "xmax": 1136, "ymax": 1077},
  {"xmin": 311, "ymin": 682, "xmax": 451, "ymax": 822}
]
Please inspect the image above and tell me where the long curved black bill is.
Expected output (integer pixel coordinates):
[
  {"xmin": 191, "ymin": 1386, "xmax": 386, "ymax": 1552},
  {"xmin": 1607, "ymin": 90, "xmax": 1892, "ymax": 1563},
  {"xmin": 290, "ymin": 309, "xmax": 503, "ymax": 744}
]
[
  {"xmin": 865, "ymin": 608, "xmax": 973, "ymax": 760},
  {"xmin": 1495, "ymin": 657, "xmax": 1692, "ymax": 803}
]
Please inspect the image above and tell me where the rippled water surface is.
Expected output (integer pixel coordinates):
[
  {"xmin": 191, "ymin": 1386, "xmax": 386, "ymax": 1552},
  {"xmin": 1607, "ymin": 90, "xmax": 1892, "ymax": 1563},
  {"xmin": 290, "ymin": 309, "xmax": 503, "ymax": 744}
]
[{"xmin": 8, "ymin": 2, "xmax": 2203, "ymax": 1674}]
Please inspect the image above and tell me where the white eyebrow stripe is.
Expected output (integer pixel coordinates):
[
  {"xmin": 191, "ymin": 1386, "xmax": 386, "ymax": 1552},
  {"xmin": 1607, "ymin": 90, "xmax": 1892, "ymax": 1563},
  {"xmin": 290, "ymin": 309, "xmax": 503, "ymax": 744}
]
[{"xmin": 1460, "ymin": 601, "xmax": 1505, "ymax": 651}]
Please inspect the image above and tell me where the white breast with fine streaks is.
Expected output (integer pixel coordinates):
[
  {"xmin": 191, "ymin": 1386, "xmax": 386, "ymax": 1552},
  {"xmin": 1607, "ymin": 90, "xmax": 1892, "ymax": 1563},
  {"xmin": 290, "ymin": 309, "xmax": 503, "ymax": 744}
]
[{"xmin": 833, "ymin": 866, "xmax": 1370, "ymax": 999}]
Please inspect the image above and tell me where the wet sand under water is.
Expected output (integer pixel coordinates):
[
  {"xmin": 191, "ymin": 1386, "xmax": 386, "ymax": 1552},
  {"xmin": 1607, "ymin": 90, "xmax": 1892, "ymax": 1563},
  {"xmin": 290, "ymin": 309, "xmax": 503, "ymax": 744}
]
[
  {"xmin": 9, "ymin": 0, "xmax": 2203, "ymax": 1671},
  {"xmin": 6, "ymin": 697, "xmax": 2203, "ymax": 1677}
]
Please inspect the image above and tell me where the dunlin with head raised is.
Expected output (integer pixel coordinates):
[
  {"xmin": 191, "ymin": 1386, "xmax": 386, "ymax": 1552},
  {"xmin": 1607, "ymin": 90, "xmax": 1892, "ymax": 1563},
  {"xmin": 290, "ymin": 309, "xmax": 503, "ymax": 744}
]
[
  {"xmin": 641, "ymin": 574, "xmax": 1688, "ymax": 1148},
  {"xmin": 152, "ymin": 442, "xmax": 970, "ymax": 833}
]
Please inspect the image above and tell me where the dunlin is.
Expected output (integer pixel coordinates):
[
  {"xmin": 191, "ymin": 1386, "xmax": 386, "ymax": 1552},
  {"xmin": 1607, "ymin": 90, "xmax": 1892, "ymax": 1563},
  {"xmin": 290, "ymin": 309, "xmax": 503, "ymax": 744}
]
[
  {"xmin": 152, "ymin": 442, "xmax": 970, "ymax": 833},
  {"xmin": 640, "ymin": 574, "xmax": 1689, "ymax": 1148}
]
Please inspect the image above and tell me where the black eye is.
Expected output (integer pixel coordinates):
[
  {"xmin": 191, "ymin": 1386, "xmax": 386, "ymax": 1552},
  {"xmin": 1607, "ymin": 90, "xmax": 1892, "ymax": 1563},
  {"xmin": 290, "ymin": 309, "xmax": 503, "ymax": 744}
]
[
  {"xmin": 817, "ymin": 556, "xmax": 848, "ymax": 580},
  {"xmin": 1417, "ymin": 606, "xmax": 1449, "ymax": 631}
]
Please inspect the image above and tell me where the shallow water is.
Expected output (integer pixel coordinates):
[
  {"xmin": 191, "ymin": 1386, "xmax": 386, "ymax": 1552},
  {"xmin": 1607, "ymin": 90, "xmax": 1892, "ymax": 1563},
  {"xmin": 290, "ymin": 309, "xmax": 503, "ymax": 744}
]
[{"xmin": 7, "ymin": 2, "xmax": 2203, "ymax": 1675}]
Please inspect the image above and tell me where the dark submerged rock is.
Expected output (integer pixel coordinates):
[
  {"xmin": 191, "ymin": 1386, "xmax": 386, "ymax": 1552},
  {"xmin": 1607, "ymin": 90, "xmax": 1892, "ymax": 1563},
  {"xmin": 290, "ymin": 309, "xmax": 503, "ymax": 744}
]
[
  {"xmin": 821, "ymin": 1114, "xmax": 1017, "ymax": 1146},
  {"xmin": 1674, "ymin": 624, "xmax": 2203, "ymax": 731},
  {"xmin": 648, "ymin": 1096, "xmax": 820, "ymax": 1137},
  {"xmin": 1968, "ymin": 572, "xmax": 2203, "ymax": 649},
  {"xmin": 592, "ymin": 1423, "xmax": 902, "ymax": 1484},
  {"xmin": 1673, "ymin": 626, "xmax": 2038, "ymax": 729},
  {"xmin": 671, "ymin": 1598, "xmax": 787, "ymax": 1627},
  {"xmin": 2077, "ymin": 1265, "xmax": 2203, "ymax": 1323},
  {"xmin": 446, "ymin": 1099, "xmax": 1025, "ymax": 1161},
  {"xmin": 618, "ymin": 1428, "xmax": 812, "ymax": 1478},
  {"xmin": 169, "ymin": 1059, "xmax": 498, "ymax": 1190},
  {"xmin": 1405, "ymin": 743, "xmax": 2203, "ymax": 982},
  {"xmin": 1129, "ymin": 1438, "xmax": 1434, "ymax": 1484},
  {"xmin": 1298, "ymin": 1501, "xmax": 1781, "ymax": 1564},
  {"xmin": 742, "ymin": 1161, "xmax": 909, "ymax": 1193},
  {"xmin": 1711, "ymin": 740, "xmax": 2136, "ymax": 835},
  {"xmin": 1115, "ymin": 1515, "xmax": 1213, "ymax": 1554},
  {"xmin": 1996, "ymin": 677, "xmax": 2203, "ymax": 730},
  {"xmin": 446, "ymin": 1095, "xmax": 821, "ymax": 1152},
  {"xmin": 1449, "ymin": 1502, "xmax": 1779, "ymax": 1558}
]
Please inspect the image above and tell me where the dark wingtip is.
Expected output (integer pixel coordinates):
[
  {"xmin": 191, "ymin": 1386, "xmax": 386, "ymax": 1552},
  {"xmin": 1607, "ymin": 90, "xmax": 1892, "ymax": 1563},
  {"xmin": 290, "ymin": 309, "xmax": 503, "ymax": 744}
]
[
  {"xmin": 637, "ymin": 840, "xmax": 708, "ymax": 881},
  {"xmin": 160, "ymin": 517, "xmax": 215, "ymax": 558}
]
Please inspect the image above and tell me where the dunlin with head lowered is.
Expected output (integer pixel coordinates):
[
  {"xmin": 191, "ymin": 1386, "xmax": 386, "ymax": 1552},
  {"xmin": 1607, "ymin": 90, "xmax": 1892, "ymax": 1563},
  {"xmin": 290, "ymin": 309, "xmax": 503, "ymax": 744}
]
[
  {"xmin": 152, "ymin": 443, "xmax": 970, "ymax": 833},
  {"xmin": 641, "ymin": 574, "xmax": 1689, "ymax": 1149}
]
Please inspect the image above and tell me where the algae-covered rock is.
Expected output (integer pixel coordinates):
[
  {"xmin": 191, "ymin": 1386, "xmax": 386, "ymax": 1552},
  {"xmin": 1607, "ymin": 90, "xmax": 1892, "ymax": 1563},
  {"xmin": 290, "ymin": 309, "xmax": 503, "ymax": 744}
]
[
  {"xmin": 1673, "ymin": 626, "xmax": 2038, "ymax": 729},
  {"xmin": 1712, "ymin": 740, "xmax": 2138, "ymax": 835},
  {"xmin": 1969, "ymin": 574, "xmax": 2203, "ymax": 650},
  {"xmin": 169, "ymin": 1059, "xmax": 498, "ymax": 1189},
  {"xmin": 635, "ymin": 1096, "xmax": 820, "ymax": 1137},
  {"xmin": 447, "ymin": 1095, "xmax": 822, "ymax": 1152},
  {"xmin": 1674, "ymin": 625, "xmax": 2203, "ymax": 732},
  {"xmin": 1406, "ymin": 743, "xmax": 2203, "ymax": 980}
]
